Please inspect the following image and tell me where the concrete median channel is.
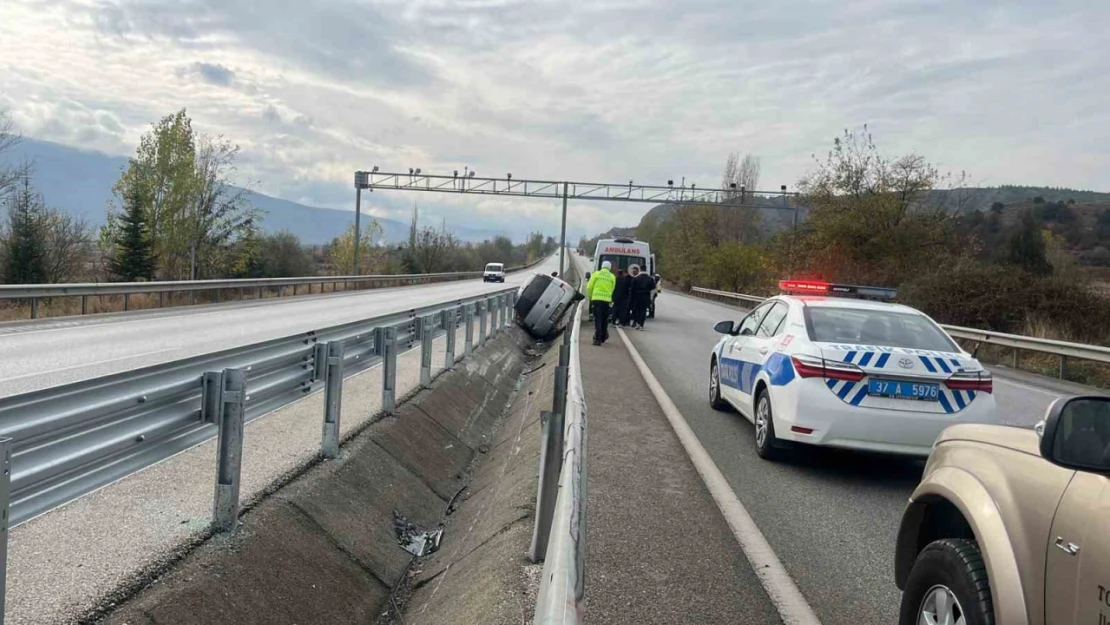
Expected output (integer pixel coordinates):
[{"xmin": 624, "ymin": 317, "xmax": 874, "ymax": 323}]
[{"xmin": 85, "ymin": 323, "xmax": 560, "ymax": 625}]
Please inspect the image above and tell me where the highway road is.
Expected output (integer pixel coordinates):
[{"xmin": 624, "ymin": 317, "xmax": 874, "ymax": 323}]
[
  {"xmin": 0, "ymin": 256, "xmax": 557, "ymax": 398},
  {"xmin": 573, "ymin": 254, "xmax": 1086, "ymax": 623}
]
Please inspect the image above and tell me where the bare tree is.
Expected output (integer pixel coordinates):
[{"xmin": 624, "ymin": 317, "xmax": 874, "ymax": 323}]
[
  {"xmin": 41, "ymin": 209, "xmax": 92, "ymax": 283},
  {"xmin": 187, "ymin": 136, "xmax": 258, "ymax": 279},
  {"xmin": 721, "ymin": 152, "xmax": 761, "ymax": 201},
  {"xmin": 0, "ymin": 108, "xmax": 22, "ymax": 198}
]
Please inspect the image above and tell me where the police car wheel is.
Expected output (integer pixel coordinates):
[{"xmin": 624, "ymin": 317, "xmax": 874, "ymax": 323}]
[
  {"xmin": 754, "ymin": 389, "xmax": 781, "ymax": 460},
  {"xmin": 709, "ymin": 360, "xmax": 729, "ymax": 411}
]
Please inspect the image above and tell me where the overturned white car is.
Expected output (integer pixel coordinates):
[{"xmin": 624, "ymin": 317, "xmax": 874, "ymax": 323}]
[{"xmin": 514, "ymin": 273, "xmax": 583, "ymax": 339}]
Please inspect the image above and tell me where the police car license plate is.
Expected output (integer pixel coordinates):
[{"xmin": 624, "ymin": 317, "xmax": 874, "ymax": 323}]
[{"xmin": 868, "ymin": 379, "xmax": 939, "ymax": 401}]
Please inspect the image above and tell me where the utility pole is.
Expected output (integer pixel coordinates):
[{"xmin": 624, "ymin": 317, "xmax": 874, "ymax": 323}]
[
  {"xmin": 559, "ymin": 182, "xmax": 568, "ymax": 277},
  {"xmin": 353, "ymin": 171, "xmax": 368, "ymax": 275}
]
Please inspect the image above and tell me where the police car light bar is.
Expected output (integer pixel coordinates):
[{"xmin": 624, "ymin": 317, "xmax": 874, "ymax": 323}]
[{"xmin": 778, "ymin": 279, "xmax": 897, "ymax": 300}]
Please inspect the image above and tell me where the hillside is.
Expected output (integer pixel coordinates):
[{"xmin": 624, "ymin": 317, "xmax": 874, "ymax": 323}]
[
  {"xmin": 606, "ymin": 186, "xmax": 1110, "ymax": 267},
  {"xmin": 4, "ymin": 138, "xmax": 506, "ymax": 244}
]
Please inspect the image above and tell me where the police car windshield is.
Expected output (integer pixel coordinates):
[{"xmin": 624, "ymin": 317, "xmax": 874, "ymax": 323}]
[
  {"xmin": 804, "ymin": 307, "xmax": 958, "ymax": 352},
  {"xmin": 598, "ymin": 254, "xmax": 646, "ymax": 272}
]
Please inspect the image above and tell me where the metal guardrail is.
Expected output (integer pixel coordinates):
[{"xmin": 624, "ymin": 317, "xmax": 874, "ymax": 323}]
[
  {"xmin": 532, "ymin": 300, "xmax": 586, "ymax": 625},
  {"xmin": 690, "ymin": 286, "xmax": 1110, "ymax": 378},
  {"xmin": 533, "ymin": 256, "xmax": 588, "ymax": 625},
  {"xmin": 0, "ymin": 260, "xmax": 540, "ymax": 319},
  {"xmin": 0, "ymin": 286, "xmax": 520, "ymax": 620}
]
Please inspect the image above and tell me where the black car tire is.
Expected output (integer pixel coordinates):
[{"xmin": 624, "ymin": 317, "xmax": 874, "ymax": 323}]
[
  {"xmin": 898, "ymin": 538, "xmax": 994, "ymax": 625},
  {"xmin": 709, "ymin": 360, "xmax": 730, "ymax": 411},
  {"xmin": 754, "ymin": 388, "xmax": 782, "ymax": 460}
]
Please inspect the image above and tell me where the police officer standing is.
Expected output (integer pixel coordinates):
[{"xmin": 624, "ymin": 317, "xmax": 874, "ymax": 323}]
[
  {"xmin": 586, "ymin": 261, "xmax": 616, "ymax": 345},
  {"xmin": 629, "ymin": 264, "xmax": 655, "ymax": 330}
]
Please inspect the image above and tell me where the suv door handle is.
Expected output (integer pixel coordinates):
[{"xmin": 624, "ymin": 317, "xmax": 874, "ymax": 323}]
[
  {"xmin": 1055, "ymin": 536, "xmax": 1080, "ymax": 556},
  {"xmin": 758, "ymin": 347, "xmax": 769, "ymax": 355}
]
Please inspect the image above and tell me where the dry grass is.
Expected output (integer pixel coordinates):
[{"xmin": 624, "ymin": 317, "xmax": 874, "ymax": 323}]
[{"xmin": 957, "ymin": 330, "xmax": 1110, "ymax": 391}]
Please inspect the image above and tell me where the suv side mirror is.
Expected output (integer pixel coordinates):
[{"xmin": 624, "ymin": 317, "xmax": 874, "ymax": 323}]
[
  {"xmin": 713, "ymin": 320, "xmax": 735, "ymax": 335},
  {"xmin": 1038, "ymin": 396, "xmax": 1110, "ymax": 472}
]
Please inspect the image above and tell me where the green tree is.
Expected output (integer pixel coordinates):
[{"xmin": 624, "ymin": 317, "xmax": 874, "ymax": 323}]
[
  {"xmin": 792, "ymin": 126, "xmax": 960, "ymax": 283},
  {"xmin": 1008, "ymin": 208, "xmax": 1049, "ymax": 275},
  {"xmin": 330, "ymin": 220, "xmax": 384, "ymax": 275},
  {"xmin": 240, "ymin": 231, "xmax": 315, "ymax": 278},
  {"xmin": 109, "ymin": 188, "xmax": 156, "ymax": 281},
  {"xmin": 108, "ymin": 109, "xmax": 196, "ymax": 277},
  {"xmin": 107, "ymin": 110, "xmax": 257, "ymax": 280},
  {"xmin": 2, "ymin": 173, "xmax": 47, "ymax": 284}
]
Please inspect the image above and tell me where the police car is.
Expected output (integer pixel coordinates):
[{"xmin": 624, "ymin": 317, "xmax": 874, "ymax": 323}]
[{"xmin": 708, "ymin": 280, "xmax": 998, "ymax": 460}]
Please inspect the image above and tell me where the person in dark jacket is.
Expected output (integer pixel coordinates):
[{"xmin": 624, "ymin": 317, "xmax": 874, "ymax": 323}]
[
  {"xmin": 629, "ymin": 264, "xmax": 655, "ymax": 329},
  {"xmin": 611, "ymin": 269, "xmax": 632, "ymax": 326}
]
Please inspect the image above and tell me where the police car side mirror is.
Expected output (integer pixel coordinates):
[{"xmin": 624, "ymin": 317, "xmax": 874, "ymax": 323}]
[{"xmin": 713, "ymin": 320, "xmax": 735, "ymax": 335}]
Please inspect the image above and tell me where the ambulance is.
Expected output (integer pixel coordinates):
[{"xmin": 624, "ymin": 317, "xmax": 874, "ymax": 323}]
[
  {"xmin": 592, "ymin": 237, "xmax": 656, "ymax": 276},
  {"xmin": 592, "ymin": 237, "xmax": 659, "ymax": 317}
]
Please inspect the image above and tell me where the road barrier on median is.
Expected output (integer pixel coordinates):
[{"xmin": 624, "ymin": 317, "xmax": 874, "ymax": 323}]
[
  {"xmin": 690, "ymin": 286, "xmax": 1110, "ymax": 379},
  {"xmin": 0, "ymin": 260, "xmax": 542, "ymax": 320},
  {"xmin": 0, "ymin": 286, "xmax": 521, "ymax": 622},
  {"xmin": 533, "ymin": 273, "xmax": 588, "ymax": 625}
]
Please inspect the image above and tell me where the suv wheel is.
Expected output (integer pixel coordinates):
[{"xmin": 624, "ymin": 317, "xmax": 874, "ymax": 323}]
[
  {"xmin": 709, "ymin": 360, "xmax": 729, "ymax": 411},
  {"xmin": 899, "ymin": 538, "xmax": 994, "ymax": 625},
  {"xmin": 754, "ymin": 389, "xmax": 781, "ymax": 461}
]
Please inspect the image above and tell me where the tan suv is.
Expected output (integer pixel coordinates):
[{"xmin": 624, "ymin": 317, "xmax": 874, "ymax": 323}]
[{"xmin": 894, "ymin": 395, "xmax": 1110, "ymax": 625}]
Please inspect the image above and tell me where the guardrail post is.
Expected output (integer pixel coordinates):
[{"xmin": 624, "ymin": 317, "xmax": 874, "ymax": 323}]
[
  {"xmin": 124, "ymin": 293, "xmax": 131, "ymax": 311},
  {"xmin": 0, "ymin": 437, "xmax": 11, "ymax": 620},
  {"xmin": 30, "ymin": 298, "xmax": 37, "ymax": 319},
  {"xmin": 478, "ymin": 300, "xmax": 488, "ymax": 345},
  {"xmin": 1012, "ymin": 348, "xmax": 1019, "ymax": 369},
  {"xmin": 213, "ymin": 368, "xmax": 246, "ymax": 532},
  {"xmin": 321, "ymin": 342, "xmax": 344, "ymax": 458},
  {"xmin": 159, "ymin": 291, "xmax": 166, "ymax": 308},
  {"xmin": 444, "ymin": 309, "xmax": 457, "ymax": 369},
  {"xmin": 382, "ymin": 326, "xmax": 398, "ymax": 414},
  {"xmin": 82, "ymin": 295, "xmax": 89, "ymax": 315},
  {"xmin": 552, "ymin": 363, "xmax": 568, "ymax": 425},
  {"xmin": 464, "ymin": 304, "xmax": 475, "ymax": 358},
  {"xmin": 420, "ymin": 315, "xmax": 434, "ymax": 388},
  {"xmin": 1059, "ymin": 355, "xmax": 1066, "ymax": 379},
  {"xmin": 491, "ymin": 295, "xmax": 501, "ymax": 336},
  {"xmin": 529, "ymin": 410, "xmax": 565, "ymax": 563}
]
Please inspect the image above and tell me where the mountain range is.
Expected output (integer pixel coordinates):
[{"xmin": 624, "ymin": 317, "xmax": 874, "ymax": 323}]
[{"xmin": 4, "ymin": 138, "xmax": 508, "ymax": 244}]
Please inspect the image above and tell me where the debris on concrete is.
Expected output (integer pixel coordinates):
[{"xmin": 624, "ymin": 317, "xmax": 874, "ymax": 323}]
[{"xmin": 393, "ymin": 510, "xmax": 444, "ymax": 557}]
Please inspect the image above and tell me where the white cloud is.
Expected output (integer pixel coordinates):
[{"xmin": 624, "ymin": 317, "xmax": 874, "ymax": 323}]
[{"xmin": 1, "ymin": 0, "xmax": 1108, "ymax": 241}]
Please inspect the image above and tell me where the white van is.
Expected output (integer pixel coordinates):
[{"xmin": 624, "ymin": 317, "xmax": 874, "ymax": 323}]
[
  {"xmin": 592, "ymin": 237, "xmax": 655, "ymax": 276},
  {"xmin": 483, "ymin": 262, "xmax": 506, "ymax": 282}
]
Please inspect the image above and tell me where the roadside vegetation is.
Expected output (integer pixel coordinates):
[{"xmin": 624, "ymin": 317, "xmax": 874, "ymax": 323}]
[
  {"xmin": 581, "ymin": 127, "xmax": 1110, "ymax": 383},
  {"xmin": 0, "ymin": 107, "xmax": 557, "ymax": 319}
]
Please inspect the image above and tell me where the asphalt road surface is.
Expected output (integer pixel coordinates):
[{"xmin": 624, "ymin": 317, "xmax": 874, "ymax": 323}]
[
  {"xmin": 616, "ymin": 287, "xmax": 1084, "ymax": 624},
  {"xmin": 0, "ymin": 256, "xmax": 557, "ymax": 397}
]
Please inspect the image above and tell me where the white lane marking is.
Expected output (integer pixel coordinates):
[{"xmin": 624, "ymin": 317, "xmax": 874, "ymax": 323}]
[
  {"xmin": 616, "ymin": 327, "xmax": 822, "ymax": 625},
  {"xmin": 993, "ymin": 376, "xmax": 1062, "ymax": 397},
  {"xmin": 0, "ymin": 347, "xmax": 184, "ymax": 385}
]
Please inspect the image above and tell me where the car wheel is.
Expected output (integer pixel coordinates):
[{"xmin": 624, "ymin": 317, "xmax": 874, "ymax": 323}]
[
  {"xmin": 709, "ymin": 360, "xmax": 730, "ymax": 411},
  {"xmin": 899, "ymin": 538, "xmax": 994, "ymax": 625},
  {"xmin": 754, "ymin": 389, "xmax": 781, "ymax": 460}
]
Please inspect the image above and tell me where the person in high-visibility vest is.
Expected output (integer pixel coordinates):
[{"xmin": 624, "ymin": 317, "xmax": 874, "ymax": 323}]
[{"xmin": 586, "ymin": 261, "xmax": 616, "ymax": 345}]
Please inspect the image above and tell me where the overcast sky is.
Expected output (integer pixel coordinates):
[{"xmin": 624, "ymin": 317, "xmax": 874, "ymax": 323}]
[{"xmin": 2, "ymin": 0, "xmax": 1107, "ymax": 240}]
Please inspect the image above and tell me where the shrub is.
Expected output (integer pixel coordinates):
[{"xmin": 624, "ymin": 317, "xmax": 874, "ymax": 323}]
[{"xmin": 900, "ymin": 261, "xmax": 1110, "ymax": 344}]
